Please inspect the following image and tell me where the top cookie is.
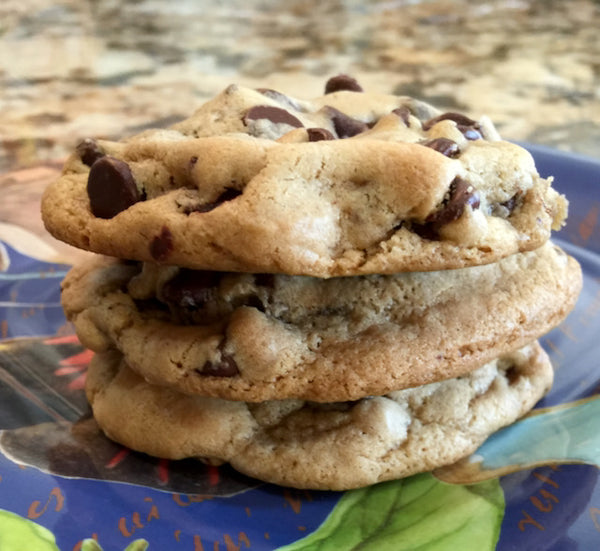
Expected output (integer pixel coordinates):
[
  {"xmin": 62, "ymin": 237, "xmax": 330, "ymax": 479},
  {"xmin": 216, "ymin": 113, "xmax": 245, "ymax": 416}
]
[{"xmin": 42, "ymin": 75, "xmax": 567, "ymax": 276}]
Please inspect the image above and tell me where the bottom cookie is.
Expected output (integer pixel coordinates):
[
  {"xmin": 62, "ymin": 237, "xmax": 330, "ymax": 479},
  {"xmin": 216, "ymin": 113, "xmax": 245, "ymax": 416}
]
[{"xmin": 86, "ymin": 342, "xmax": 552, "ymax": 490}]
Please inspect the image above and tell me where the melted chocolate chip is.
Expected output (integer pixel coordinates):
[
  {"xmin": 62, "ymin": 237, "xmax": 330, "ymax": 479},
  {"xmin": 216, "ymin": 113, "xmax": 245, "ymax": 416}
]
[
  {"xmin": 198, "ymin": 342, "xmax": 239, "ymax": 377},
  {"xmin": 324, "ymin": 106, "xmax": 369, "ymax": 138},
  {"xmin": 307, "ymin": 127, "xmax": 335, "ymax": 142},
  {"xmin": 422, "ymin": 112, "xmax": 483, "ymax": 140},
  {"xmin": 413, "ymin": 177, "xmax": 480, "ymax": 239},
  {"xmin": 189, "ymin": 187, "xmax": 242, "ymax": 214},
  {"xmin": 392, "ymin": 106, "xmax": 411, "ymax": 126},
  {"xmin": 149, "ymin": 226, "xmax": 174, "ymax": 262},
  {"xmin": 87, "ymin": 156, "xmax": 140, "ymax": 219},
  {"xmin": 243, "ymin": 105, "xmax": 303, "ymax": 128},
  {"xmin": 324, "ymin": 74, "xmax": 364, "ymax": 94},
  {"xmin": 421, "ymin": 137, "xmax": 460, "ymax": 158},
  {"xmin": 161, "ymin": 270, "xmax": 220, "ymax": 308},
  {"xmin": 76, "ymin": 138, "xmax": 105, "ymax": 167}
]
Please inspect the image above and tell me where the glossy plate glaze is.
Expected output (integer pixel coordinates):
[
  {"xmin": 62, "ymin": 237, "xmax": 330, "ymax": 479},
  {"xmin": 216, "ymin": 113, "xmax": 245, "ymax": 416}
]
[{"xmin": 0, "ymin": 144, "xmax": 598, "ymax": 551}]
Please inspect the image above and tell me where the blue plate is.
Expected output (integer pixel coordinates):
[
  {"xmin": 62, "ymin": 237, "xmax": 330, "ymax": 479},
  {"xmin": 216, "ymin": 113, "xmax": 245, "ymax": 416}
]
[{"xmin": 0, "ymin": 144, "xmax": 599, "ymax": 550}]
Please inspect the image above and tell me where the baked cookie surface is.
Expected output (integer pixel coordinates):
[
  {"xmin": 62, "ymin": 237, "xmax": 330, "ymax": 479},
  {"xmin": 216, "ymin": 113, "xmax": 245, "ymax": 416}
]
[
  {"xmin": 86, "ymin": 342, "xmax": 553, "ymax": 490},
  {"xmin": 42, "ymin": 77, "xmax": 567, "ymax": 276},
  {"xmin": 62, "ymin": 242, "xmax": 581, "ymax": 402}
]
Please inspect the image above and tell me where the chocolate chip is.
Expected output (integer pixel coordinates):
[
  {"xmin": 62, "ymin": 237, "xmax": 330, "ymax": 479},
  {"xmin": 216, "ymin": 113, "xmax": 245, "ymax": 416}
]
[
  {"xmin": 492, "ymin": 192, "xmax": 522, "ymax": 218},
  {"xmin": 199, "ymin": 355, "xmax": 239, "ymax": 377},
  {"xmin": 149, "ymin": 226, "xmax": 173, "ymax": 262},
  {"xmin": 501, "ymin": 193, "xmax": 520, "ymax": 214},
  {"xmin": 392, "ymin": 106, "xmax": 411, "ymax": 126},
  {"xmin": 307, "ymin": 127, "xmax": 335, "ymax": 142},
  {"xmin": 422, "ymin": 112, "xmax": 483, "ymax": 140},
  {"xmin": 431, "ymin": 177, "xmax": 480, "ymax": 224},
  {"xmin": 462, "ymin": 127, "xmax": 483, "ymax": 140},
  {"xmin": 413, "ymin": 177, "xmax": 480, "ymax": 239},
  {"xmin": 410, "ymin": 224, "xmax": 436, "ymax": 241},
  {"xmin": 422, "ymin": 112, "xmax": 475, "ymax": 130},
  {"xmin": 324, "ymin": 106, "xmax": 369, "ymax": 138},
  {"xmin": 76, "ymin": 138, "xmax": 105, "ymax": 167},
  {"xmin": 504, "ymin": 365, "xmax": 520, "ymax": 386},
  {"xmin": 161, "ymin": 270, "xmax": 220, "ymax": 308},
  {"xmin": 198, "ymin": 342, "xmax": 239, "ymax": 377},
  {"xmin": 403, "ymin": 99, "xmax": 439, "ymax": 122},
  {"xmin": 324, "ymin": 74, "xmax": 364, "ymax": 94},
  {"xmin": 243, "ymin": 105, "xmax": 303, "ymax": 128},
  {"xmin": 256, "ymin": 88, "xmax": 303, "ymax": 111},
  {"xmin": 421, "ymin": 137, "xmax": 460, "ymax": 158},
  {"xmin": 188, "ymin": 187, "xmax": 242, "ymax": 214},
  {"xmin": 87, "ymin": 156, "xmax": 140, "ymax": 219}
]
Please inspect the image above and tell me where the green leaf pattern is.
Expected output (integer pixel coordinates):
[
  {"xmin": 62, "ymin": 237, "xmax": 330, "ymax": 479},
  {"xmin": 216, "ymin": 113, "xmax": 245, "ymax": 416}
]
[{"xmin": 277, "ymin": 473, "xmax": 504, "ymax": 551}]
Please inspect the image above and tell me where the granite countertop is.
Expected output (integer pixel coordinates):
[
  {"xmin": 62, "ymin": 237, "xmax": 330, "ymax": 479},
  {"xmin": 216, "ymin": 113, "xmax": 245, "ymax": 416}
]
[{"xmin": 0, "ymin": 0, "xmax": 599, "ymax": 262}]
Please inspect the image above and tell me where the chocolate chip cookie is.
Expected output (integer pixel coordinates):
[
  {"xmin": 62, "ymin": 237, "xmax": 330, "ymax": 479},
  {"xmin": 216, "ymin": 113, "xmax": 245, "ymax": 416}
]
[
  {"xmin": 41, "ymin": 74, "xmax": 583, "ymax": 491},
  {"xmin": 86, "ymin": 342, "xmax": 552, "ymax": 490},
  {"xmin": 42, "ymin": 77, "xmax": 568, "ymax": 276},
  {"xmin": 61, "ymin": 241, "xmax": 580, "ymax": 402}
]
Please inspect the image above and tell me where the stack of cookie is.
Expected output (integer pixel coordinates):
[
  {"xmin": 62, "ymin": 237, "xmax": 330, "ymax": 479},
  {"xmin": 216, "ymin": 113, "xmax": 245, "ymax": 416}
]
[{"xmin": 42, "ymin": 75, "xmax": 581, "ymax": 490}]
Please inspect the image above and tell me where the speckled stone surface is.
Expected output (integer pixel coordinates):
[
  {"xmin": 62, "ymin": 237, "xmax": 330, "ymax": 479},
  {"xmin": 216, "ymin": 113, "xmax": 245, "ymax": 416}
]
[
  {"xmin": 1, "ymin": 0, "xmax": 599, "ymax": 170},
  {"xmin": 0, "ymin": 0, "xmax": 598, "ymax": 260}
]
